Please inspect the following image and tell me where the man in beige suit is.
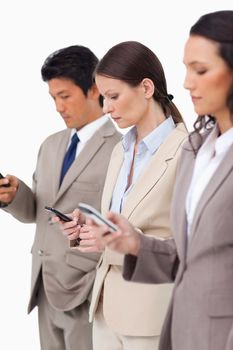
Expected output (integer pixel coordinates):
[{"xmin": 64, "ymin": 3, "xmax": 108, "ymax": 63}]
[{"xmin": 0, "ymin": 45, "xmax": 121, "ymax": 350}]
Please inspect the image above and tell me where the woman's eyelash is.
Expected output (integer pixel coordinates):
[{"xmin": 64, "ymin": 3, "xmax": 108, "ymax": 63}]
[{"xmin": 196, "ymin": 69, "xmax": 207, "ymax": 75}]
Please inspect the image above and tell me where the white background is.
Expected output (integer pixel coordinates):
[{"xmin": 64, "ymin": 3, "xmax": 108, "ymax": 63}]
[{"xmin": 0, "ymin": 1, "xmax": 232, "ymax": 348}]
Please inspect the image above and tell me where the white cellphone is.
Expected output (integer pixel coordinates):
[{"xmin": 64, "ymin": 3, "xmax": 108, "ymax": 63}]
[{"xmin": 78, "ymin": 202, "xmax": 118, "ymax": 232}]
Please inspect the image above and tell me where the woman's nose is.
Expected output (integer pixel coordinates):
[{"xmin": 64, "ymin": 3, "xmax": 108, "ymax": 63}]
[
  {"xmin": 183, "ymin": 71, "xmax": 194, "ymax": 91},
  {"xmin": 103, "ymin": 99, "xmax": 113, "ymax": 114}
]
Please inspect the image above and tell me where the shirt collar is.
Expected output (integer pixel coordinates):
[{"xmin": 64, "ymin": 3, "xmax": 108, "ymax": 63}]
[
  {"xmin": 71, "ymin": 115, "xmax": 109, "ymax": 143},
  {"xmin": 200, "ymin": 124, "xmax": 233, "ymax": 157},
  {"xmin": 122, "ymin": 116, "xmax": 175, "ymax": 154}
]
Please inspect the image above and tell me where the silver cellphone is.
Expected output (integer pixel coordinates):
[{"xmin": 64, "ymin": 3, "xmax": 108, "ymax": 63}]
[{"xmin": 78, "ymin": 202, "xmax": 117, "ymax": 232}]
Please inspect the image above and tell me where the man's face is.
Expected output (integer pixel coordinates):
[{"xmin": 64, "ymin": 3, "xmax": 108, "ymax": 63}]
[{"xmin": 48, "ymin": 78, "xmax": 91, "ymax": 129}]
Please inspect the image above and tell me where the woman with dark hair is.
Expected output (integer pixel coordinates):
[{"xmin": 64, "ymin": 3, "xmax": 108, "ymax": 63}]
[
  {"xmin": 58, "ymin": 41, "xmax": 187, "ymax": 349},
  {"xmin": 86, "ymin": 10, "xmax": 233, "ymax": 350}
]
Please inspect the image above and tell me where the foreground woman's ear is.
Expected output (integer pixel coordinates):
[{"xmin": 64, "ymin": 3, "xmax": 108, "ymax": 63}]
[{"xmin": 141, "ymin": 78, "xmax": 154, "ymax": 98}]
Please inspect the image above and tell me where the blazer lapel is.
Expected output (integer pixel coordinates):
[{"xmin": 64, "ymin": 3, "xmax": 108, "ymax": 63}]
[
  {"xmin": 54, "ymin": 121, "xmax": 114, "ymax": 203},
  {"xmin": 172, "ymin": 146, "xmax": 195, "ymax": 266},
  {"xmin": 52, "ymin": 129, "xmax": 71, "ymax": 198},
  {"xmin": 101, "ymin": 143, "xmax": 124, "ymax": 214},
  {"xmin": 122, "ymin": 124, "xmax": 187, "ymax": 219},
  {"xmin": 172, "ymin": 130, "xmax": 208, "ymax": 265},
  {"xmin": 189, "ymin": 143, "xmax": 233, "ymax": 242}
]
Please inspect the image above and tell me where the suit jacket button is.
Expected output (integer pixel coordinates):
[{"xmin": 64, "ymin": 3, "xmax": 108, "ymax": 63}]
[{"xmin": 38, "ymin": 249, "xmax": 44, "ymax": 256}]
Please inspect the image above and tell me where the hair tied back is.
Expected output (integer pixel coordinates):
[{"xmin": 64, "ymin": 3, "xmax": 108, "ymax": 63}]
[{"xmin": 167, "ymin": 94, "xmax": 174, "ymax": 101}]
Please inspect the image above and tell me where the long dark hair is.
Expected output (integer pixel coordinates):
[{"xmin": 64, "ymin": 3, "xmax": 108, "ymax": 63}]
[
  {"xmin": 189, "ymin": 10, "xmax": 233, "ymax": 152},
  {"xmin": 95, "ymin": 41, "xmax": 184, "ymax": 124}
]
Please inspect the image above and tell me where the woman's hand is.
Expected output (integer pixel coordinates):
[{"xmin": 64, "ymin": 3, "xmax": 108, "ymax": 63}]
[
  {"xmin": 77, "ymin": 223, "xmax": 107, "ymax": 253},
  {"xmin": 82, "ymin": 212, "xmax": 141, "ymax": 256}
]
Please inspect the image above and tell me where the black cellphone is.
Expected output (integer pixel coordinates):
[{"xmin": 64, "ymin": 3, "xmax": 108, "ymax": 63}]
[
  {"xmin": 44, "ymin": 206, "xmax": 72, "ymax": 222},
  {"xmin": 78, "ymin": 202, "xmax": 118, "ymax": 232},
  {"xmin": 0, "ymin": 173, "xmax": 10, "ymax": 187}
]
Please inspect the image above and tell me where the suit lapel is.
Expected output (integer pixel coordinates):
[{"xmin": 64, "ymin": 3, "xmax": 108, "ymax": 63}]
[
  {"xmin": 122, "ymin": 124, "xmax": 187, "ymax": 219},
  {"xmin": 172, "ymin": 146, "xmax": 195, "ymax": 266},
  {"xmin": 101, "ymin": 143, "xmax": 124, "ymax": 214},
  {"xmin": 121, "ymin": 150, "xmax": 168, "ymax": 218},
  {"xmin": 52, "ymin": 129, "xmax": 71, "ymax": 198},
  {"xmin": 56, "ymin": 136, "xmax": 104, "ymax": 200},
  {"xmin": 54, "ymin": 120, "xmax": 115, "ymax": 203},
  {"xmin": 189, "ymin": 143, "xmax": 233, "ymax": 242},
  {"xmin": 172, "ymin": 130, "xmax": 207, "ymax": 265}
]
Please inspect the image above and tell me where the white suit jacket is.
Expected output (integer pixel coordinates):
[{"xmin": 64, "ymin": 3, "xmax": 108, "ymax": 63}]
[{"xmin": 89, "ymin": 123, "xmax": 188, "ymax": 336}]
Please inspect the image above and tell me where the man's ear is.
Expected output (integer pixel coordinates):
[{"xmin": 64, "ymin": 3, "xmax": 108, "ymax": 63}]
[
  {"xmin": 88, "ymin": 83, "xmax": 100, "ymax": 100},
  {"xmin": 141, "ymin": 78, "xmax": 154, "ymax": 98}
]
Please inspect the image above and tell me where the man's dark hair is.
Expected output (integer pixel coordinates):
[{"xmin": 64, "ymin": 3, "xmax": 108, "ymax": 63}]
[{"xmin": 41, "ymin": 45, "xmax": 103, "ymax": 106}]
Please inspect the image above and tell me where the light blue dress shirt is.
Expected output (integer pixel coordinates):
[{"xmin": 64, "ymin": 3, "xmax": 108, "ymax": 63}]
[{"xmin": 110, "ymin": 116, "xmax": 175, "ymax": 213}]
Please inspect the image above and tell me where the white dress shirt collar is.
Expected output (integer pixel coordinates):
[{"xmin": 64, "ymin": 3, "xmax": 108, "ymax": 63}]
[{"xmin": 71, "ymin": 115, "xmax": 109, "ymax": 144}]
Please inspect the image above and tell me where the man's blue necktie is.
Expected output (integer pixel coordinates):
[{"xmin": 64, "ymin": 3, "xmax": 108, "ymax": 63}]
[{"xmin": 60, "ymin": 133, "xmax": 79, "ymax": 185}]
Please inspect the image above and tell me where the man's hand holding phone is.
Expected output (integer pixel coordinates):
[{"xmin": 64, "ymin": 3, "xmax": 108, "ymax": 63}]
[
  {"xmin": 0, "ymin": 174, "xmax": 19, "ymax": 206},
  {"xmin": 0, "ymin": 173, "xmax": 10, "ymax": 188},
  {"xmin": 44, "ymin": 206, "xmax": 84, "ymax": 245}
]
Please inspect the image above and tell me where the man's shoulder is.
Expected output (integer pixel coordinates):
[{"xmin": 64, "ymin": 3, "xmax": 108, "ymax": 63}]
[
  {"xmin": 97, "ymin": 118, "xmax": 122, "ymax": 139},
  {"xmin": 42, "ymin": 128, "xmax": 69, "ymax": 145}
]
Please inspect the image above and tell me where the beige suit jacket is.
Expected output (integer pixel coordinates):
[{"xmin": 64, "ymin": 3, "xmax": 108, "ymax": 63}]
[
  {"xmin": 4, "ymin": 119, "xmax": 121, "ymax": 312},
  {"xmin": 123, "ymin": 132, "xmax": 233, "ymax": 350},
  {"xmin": 89, "ymin": 123, "xmax": 188, "ymax": 336}
]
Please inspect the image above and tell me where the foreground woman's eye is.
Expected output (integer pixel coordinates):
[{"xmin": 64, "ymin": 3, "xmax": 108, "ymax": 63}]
[{"xmin": 197, "ymin": 70, "xmax": 207, "ymax": 75}]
